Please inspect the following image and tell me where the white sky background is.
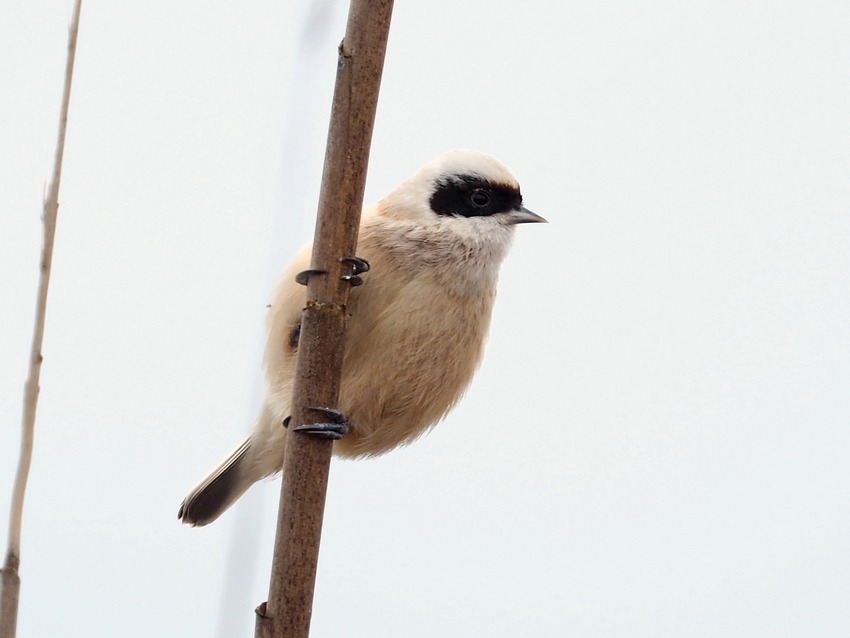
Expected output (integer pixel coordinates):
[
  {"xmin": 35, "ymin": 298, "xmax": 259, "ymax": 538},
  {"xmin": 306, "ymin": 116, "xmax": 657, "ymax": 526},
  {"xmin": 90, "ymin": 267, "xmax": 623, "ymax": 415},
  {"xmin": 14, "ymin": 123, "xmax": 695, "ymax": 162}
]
[{"xmin": 2, "ymin": 0, "xmax": 849, "ymax": 636}]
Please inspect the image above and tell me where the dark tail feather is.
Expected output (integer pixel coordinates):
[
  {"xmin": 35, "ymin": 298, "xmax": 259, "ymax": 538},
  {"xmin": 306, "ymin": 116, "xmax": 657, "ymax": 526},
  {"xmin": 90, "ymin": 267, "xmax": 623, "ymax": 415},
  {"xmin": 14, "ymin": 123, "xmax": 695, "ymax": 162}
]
[{"xmin": 178, "ymin": 439, "xmax": 253, "ymax": 527}]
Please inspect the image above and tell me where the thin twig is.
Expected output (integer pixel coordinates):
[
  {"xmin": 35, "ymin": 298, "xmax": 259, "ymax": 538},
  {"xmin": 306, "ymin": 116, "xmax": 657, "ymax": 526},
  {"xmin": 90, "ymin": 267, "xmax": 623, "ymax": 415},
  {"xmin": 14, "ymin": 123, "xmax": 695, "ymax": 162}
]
[
  {"xmin": 254, "ymin": 1, "xmax": 394, "ymax": 637},
  {"xmin": 1, "ymin": 1, "xmax": 83, "ymax": 636}
]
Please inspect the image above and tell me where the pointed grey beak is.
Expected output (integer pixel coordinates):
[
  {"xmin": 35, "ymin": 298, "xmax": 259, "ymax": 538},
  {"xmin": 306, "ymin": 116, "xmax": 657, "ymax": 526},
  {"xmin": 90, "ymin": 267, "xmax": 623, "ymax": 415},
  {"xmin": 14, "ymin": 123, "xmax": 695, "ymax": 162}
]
[{"xmin": 505, "ymin": 205, "xmax": 547, "ymax": 225}]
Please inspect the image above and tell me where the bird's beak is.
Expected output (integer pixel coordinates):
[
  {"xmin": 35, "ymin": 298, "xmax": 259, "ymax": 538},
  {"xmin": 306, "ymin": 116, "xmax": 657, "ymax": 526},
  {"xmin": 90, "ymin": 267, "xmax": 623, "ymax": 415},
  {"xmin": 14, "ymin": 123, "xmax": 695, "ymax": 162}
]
[{"xmin": 506, "ymin": 205, "xmax": 547, "ymax": 225}]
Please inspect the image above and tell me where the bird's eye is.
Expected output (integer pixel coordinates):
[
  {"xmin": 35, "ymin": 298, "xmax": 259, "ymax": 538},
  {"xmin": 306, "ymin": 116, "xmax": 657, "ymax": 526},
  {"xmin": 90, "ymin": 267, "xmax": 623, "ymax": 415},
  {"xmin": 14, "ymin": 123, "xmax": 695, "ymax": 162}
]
[{"xmin": 469, "ymin": 189, "xmax": 491, "ymax": 208}]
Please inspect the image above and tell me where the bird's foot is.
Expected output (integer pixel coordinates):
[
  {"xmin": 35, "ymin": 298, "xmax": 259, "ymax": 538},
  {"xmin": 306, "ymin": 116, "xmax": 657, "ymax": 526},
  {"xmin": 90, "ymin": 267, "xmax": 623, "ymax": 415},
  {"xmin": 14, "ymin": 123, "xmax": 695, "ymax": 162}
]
[
  {"xmin": 283, "ymin": 407, "xmax": 350, "ymax": 440},
  {"xmin": 294, "ymin": 256, "xmax": 369, "ymax": 287},
  {"xmin": 294, "ymin": 268, "xmax": 327, "ymax": 286},
  {"xmin": 339, "ymin": 256, "xmax": 370, "ymax": 287}
]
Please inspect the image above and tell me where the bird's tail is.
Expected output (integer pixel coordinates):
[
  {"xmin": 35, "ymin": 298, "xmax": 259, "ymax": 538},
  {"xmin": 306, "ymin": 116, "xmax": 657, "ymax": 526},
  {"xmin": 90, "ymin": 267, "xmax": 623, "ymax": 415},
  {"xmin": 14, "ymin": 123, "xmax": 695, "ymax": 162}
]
[{"xmin": 178, "ymin": 438, "xmax": 255, "ymax": 526}]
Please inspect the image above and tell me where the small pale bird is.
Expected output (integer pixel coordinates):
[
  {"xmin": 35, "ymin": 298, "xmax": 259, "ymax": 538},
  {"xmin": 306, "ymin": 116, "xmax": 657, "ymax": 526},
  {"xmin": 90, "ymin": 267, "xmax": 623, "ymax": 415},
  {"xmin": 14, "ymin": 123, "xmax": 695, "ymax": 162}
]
[{"xmin": 178, "ymin": 149, "xmax": 545, "ymax": 526}]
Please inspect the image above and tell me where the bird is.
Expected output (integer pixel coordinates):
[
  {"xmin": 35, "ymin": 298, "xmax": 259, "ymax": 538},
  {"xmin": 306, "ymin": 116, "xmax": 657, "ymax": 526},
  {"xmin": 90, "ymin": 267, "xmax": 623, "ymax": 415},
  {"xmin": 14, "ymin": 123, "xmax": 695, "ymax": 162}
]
[{"xmin": 178, "ymin": 149, "xmax": 546, "ymax": 526}]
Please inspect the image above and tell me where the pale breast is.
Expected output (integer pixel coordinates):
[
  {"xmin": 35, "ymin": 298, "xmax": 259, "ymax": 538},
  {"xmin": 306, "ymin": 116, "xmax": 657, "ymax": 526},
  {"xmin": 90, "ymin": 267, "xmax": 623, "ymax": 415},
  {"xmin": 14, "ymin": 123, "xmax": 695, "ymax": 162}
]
[{"xmin": 333, "ymin": 230, "xmax": 497, "ymax": 458}]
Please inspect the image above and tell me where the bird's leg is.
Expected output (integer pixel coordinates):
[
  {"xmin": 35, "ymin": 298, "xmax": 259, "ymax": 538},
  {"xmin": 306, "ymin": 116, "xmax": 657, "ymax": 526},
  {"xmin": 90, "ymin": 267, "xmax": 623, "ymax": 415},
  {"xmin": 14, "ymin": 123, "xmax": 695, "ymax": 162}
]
[
  {"xmin": 295, "ymin": 256, "xmax": 369, "ymax": 287},
  {"xmin": 284, "ymin": 407, "xmax": 351, "ymax": 440}
]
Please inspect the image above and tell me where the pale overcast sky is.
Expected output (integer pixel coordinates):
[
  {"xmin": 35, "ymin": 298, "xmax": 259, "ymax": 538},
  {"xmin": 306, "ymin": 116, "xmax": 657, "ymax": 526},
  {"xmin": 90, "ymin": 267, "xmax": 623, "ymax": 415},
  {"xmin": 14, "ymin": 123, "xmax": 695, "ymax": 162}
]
[{"xmin": 2, "ymin": 1, "xmax": 849, "ymax": 637}]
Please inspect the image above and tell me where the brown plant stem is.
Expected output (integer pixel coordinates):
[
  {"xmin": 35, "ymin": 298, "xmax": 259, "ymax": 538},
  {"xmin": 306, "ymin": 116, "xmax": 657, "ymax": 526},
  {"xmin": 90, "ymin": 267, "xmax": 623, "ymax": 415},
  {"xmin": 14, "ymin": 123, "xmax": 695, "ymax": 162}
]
[
  {"xmin": 1, "ymin": 2, "xmax": 83, "ymax": 637},
  {"xmin": 254, "ymin": 1, "xmax": 394, "ymax": 637}
]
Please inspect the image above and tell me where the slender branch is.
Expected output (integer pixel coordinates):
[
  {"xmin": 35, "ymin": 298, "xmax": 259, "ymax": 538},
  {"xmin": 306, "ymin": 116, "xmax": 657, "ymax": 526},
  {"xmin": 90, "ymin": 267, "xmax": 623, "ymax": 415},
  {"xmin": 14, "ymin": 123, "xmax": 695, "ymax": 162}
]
[
  {"xmin": 254, "ymin": 1, "xmax": 394, "ymax": 637},
  {"xmin": 1, "ymin": 1, "xmax": 83, "ymax": 636}
]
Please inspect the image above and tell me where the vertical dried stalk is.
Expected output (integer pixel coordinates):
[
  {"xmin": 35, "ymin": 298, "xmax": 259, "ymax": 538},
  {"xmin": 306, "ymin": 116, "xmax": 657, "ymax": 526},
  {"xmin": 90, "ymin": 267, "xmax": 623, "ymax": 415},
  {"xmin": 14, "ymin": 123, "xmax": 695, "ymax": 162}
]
[
  {"xmin": 1, "ymin": 1, "xmax": 83, "ymax": 636},
  {"xmin": 254, "ymin": 1, "xmax": 394, "ymax": 637}
]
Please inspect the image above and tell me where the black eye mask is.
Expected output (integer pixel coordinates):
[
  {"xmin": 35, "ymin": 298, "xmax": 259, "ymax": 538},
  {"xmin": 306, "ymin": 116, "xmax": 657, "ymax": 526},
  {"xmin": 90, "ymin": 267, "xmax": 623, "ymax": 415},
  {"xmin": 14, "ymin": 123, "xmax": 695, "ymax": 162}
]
[{"xmin": 430, "ymin": 175, "xmax": 523, "ymax": 218}]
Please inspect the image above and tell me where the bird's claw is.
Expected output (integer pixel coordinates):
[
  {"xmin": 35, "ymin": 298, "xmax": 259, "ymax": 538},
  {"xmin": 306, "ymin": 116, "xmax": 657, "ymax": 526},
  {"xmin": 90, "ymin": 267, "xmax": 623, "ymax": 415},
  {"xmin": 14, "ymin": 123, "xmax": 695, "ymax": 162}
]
[
  {"xmin": 340, "ymin": 256, "xmax": 370, "ymax": 287},
  {"xmin": 295, "ymin": 257, "xmax": 369, "ymax": 287},
  {"xmin": 286, "ymin": 407, "xmax": 350, "ymax": 440},
  {"xmin": 295, "ymin": 268, "xmax": 328, "ymax": 286}
]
